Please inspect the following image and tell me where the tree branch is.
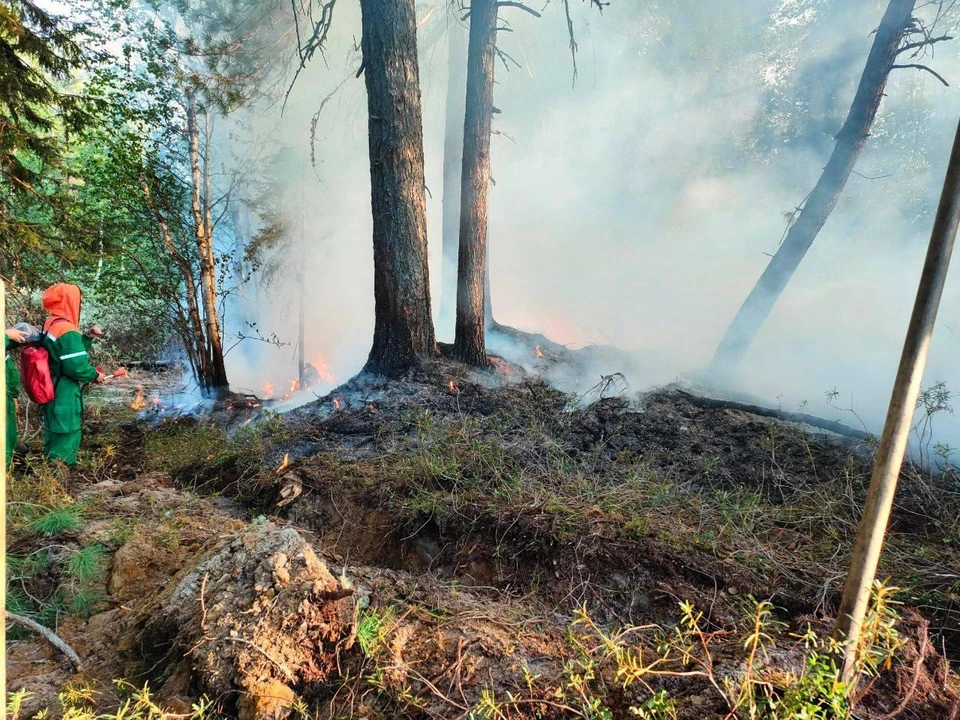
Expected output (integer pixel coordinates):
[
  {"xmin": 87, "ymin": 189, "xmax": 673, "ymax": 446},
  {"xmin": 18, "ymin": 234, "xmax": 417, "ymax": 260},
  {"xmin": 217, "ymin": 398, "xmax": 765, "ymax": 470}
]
[
  {"xmin": 891, "ymin": 63, "xmax": 950, "ymax": 86},
  {"xmin": 6, "ymin": 612, "xmax": 83, "ymax": 670},
  {"xmin": 496, "ymin": 1, "xmax": 542, "ymax": 17},
  {"xmin": 898, "ymin": 34, "xmax": 953, "ymax": 54}
]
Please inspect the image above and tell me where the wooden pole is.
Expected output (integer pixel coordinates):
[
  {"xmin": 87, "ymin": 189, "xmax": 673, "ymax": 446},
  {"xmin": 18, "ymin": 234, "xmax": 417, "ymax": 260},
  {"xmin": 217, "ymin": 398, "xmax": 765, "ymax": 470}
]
[
  {"xmin": 1, "ymin": 279, "xmax": 6, "ymax": 717},
  {"xmin": 833, "ymin": 118, "xmax": 960, "ymax": 686}
]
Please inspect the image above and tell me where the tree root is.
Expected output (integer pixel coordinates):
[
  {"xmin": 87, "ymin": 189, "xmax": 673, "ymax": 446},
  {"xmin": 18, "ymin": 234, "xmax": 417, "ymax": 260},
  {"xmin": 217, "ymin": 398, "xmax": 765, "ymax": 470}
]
[{"xmin": 6, "ymin": 611, "xmax": 83, "ymax": 671}]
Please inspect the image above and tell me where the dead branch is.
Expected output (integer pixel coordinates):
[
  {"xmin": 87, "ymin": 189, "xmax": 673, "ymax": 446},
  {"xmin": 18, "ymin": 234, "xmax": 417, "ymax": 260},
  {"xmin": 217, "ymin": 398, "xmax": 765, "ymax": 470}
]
[
  {"xmin": 495, "ymin": 46, "xmax": 522, "ymax": 72},
  {"xmin": 899, "ymin": 34, "xmax": 953, "ymax": 54},
  {"xmin": 496, "ymin": 1, "xmax": 542, "ymax": 17},
  {"xmin": 674, "ymin": 390, "xmax": 871, "ymax": 441},
  {"xmin": 6, "ymin": 611, "xmax": 83, "ymax": 670},
  {"xmin": 284, "ymin": 0, "xmax": 339, "ymax": 111},
  {"xmin": 562, "ymin": 0, "xmax": 578, "ymax": 86},
  {"xmin": 892, "ymin": 62, "xmax": 950, "ymax": 85}
]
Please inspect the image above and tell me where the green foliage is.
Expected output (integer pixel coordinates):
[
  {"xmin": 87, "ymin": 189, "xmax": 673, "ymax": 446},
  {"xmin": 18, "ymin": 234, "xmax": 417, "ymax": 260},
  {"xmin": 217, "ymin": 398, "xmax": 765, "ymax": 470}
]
[
  {"xmin": 27, "ymin": 505, "xmax": 82, "ymax": 535},
  {"xmin": 356, "ymin": 605, "xmax": 397, "ymax": 657}
]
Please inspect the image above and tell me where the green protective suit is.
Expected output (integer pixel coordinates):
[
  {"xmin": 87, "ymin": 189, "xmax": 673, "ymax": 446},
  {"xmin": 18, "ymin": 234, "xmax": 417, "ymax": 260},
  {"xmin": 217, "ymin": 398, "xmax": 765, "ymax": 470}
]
[
  {"xmin": 40, "ymin": 284, "xmax": 98, "ymax": 466},
  {"xmin": 6, "ymin": 335, "xmax": 21, "ymax": 468},
  {"xmin": 42, "ymin": 329, "xmax": 96, "ymax": 466}
]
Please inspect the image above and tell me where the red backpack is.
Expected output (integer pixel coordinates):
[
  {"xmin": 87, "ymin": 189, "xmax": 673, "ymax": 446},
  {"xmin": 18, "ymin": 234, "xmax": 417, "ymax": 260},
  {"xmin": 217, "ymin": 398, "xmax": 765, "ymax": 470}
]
[{"xmin": 20, "ymin": 319, "xmax": 70, "ymax": 405}]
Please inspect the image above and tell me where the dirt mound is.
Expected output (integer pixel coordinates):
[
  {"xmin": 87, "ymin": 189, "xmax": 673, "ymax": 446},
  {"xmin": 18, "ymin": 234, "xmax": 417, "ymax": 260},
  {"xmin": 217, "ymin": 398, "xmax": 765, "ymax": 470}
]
[{"xmin": 136, "ymin": 525, "xmax": 355, "ymax": 720}]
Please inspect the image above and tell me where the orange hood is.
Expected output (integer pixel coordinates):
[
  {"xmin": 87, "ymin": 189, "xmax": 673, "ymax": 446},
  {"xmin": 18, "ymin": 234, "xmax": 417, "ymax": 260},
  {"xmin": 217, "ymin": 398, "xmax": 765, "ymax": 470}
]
[{"xmin": 42, "ymin": 283, "xmax": 82, "ymax": 333}]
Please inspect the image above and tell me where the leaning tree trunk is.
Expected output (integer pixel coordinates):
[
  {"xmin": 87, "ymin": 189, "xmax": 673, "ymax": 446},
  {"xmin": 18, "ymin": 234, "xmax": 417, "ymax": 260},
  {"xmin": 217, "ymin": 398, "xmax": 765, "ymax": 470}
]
[
  {"xmin": 440, "ymin": 16, "xmax": 468, "ymax": 335},
  {"xmin": 187, "ymin": 96, "xmax": 230, "ymax": 396},
  {"xmin": 708, "ymin": 0, "xmax": 916, "ymax": 376},
  {"xmin": 454, "ymin": 0, "xmax": 497, "ymax": 366},
  {"xmin": 360, "ymin": 0, "xmax": 437, "ymax": 375}
]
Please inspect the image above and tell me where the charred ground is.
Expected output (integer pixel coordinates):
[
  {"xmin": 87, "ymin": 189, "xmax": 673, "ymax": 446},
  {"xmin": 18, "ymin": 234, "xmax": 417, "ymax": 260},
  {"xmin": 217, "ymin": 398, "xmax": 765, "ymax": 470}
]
[{"xmin": 6, "ymin": 359, "xmax": 960, "ymax": 719}]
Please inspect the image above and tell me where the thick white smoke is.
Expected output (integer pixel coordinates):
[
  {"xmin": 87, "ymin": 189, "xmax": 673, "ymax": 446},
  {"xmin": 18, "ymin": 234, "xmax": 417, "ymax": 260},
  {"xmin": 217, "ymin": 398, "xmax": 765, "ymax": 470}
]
[{"xmin": 219, "ymin": 0, "xmax": 960, "ymax": 458}]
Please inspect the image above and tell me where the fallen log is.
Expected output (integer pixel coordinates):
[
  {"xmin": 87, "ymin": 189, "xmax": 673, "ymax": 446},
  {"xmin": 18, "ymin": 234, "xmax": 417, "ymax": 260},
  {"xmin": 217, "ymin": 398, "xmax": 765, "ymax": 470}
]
[{"xmin": 674, "ymin": 390, "xmax": 872, "ymax": 441}]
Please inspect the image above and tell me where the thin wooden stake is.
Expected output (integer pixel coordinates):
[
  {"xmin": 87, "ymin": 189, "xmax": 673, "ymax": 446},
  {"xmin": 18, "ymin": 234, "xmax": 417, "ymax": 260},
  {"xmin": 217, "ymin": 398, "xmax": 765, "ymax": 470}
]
[
  {"xmin": 833, "ymin": 117, "xmax": 960, "ymax": 686},
  {"xmin": 1, "ymin": 279, "xmax": 6, "ymax": 718}
]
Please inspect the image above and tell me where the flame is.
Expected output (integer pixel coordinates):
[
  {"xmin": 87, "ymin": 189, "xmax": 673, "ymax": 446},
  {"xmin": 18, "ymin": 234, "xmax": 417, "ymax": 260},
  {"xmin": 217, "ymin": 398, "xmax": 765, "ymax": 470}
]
[
  {"xmin": 276, "ymin": 452, "xmax": 290, "ymax": 474},
  {"xmin": 242, "ymin": 418, "xmax": 252, "ymax": 426},
  {"xmin": 535, "ymin": 345, "xmax": 544, "ymax": 359},
  {"xmin": 490, "ymin": 357, "xmax": 512, "ymax": 375},
  {"xmin": 130, "ymin": 386, "xmax": 146, "ymax": 411},
  {"xmin": 448, "ymin": 379, "xmax": 458, "ymax": 392},
  {"xmin": 263, "ymin": 381, "xmax": 275, "ymax": 399},
  {"xmin": 368, "ymin": 403, "xmax": 376, "ymax": 410},
  {"xmin": 281, "ymin": 379, "xmax": 301, "ymax": 402},
  {"xmin": 332, "ymin": 397, "xmax": 342, "ymax": 410},
  {"xmin": 310, "ymin": 355, "xmax": 337, "ymax": 384}
]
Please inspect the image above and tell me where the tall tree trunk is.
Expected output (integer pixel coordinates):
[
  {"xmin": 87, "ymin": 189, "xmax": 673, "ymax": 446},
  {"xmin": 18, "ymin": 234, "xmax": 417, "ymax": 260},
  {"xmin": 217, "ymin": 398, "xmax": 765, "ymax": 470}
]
[
  {"xmin": 440, "ymin": 16, "xmax": 468, "ymax": 335},
  {"xmin": 709, "ymin": 0, "xmax": 916, "ymax": 376},
  {"xmin": 484, "ymin": 228, "xmax": 494, "ymax": 326},
  {"xmin": 188, "ymin": 95, "xmax": 230, "ymax": 396},
  {"xmin": 454, "ymin": 0, "xmax": 497, "ymax": 366},
  {"xmin": 360, "ymin": 0, "xmax": 437, "ymax": 375},
  {"xmin": 298, "ymin": 196, "xmax": 306, "ymax": 386},
  {"xmin": 141, "ymin": 177, "xmax": 208, "ymax": 389}
]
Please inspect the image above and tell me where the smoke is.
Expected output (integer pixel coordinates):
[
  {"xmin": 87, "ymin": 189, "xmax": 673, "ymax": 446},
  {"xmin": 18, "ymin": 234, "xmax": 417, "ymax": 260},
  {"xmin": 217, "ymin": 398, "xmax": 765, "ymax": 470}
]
[{"xmin": 214, "ymin": 0, "xmax": 960, "ymax": 458}]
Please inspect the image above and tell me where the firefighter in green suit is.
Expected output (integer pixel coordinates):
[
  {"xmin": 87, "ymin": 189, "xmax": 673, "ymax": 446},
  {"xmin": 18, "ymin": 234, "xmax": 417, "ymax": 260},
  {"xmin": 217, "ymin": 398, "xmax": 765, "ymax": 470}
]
[
  {"xmin": 5, "ymin": 327, "xmax": 25, "ymax": 468},
  {"xmin": 40, "ymin": 284, "xmax": 104, "ymax": 466}
]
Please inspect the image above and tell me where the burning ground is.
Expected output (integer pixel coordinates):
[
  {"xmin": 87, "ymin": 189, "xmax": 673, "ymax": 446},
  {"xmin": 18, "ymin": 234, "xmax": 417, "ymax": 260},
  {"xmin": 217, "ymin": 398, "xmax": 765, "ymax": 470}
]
[{"xmin": 5, "ymin": 360, "xmax": 960, "ymax": 719}]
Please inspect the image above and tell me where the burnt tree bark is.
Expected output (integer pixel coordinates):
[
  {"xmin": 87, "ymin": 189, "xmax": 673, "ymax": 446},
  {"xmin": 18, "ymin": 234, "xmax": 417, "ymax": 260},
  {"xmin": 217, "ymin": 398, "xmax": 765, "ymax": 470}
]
[
  {"xmin": 187, "ymin": 95, "xmax": 230, "ymax": 396},
  {"xmin": 709, "ymin": 0, "xmax": 917, "ymax": 376},
  {"xmin": 454, "ymin": 0, "xmax": 498, "ymax": 366},
  {"xmin": 360, "ymin": 0, "xmax": 437, "ymax": 375},
  {"xmin": 440, "ymin": 16, "xmax": 468, "ymax": 335}
]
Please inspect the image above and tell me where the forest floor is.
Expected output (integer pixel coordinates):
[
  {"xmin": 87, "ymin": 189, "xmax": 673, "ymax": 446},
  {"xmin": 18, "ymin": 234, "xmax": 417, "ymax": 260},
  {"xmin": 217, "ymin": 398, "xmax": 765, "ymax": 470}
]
[{"xmin": 5, "ymin": 357, "xmax": 960, "ymax": 719}]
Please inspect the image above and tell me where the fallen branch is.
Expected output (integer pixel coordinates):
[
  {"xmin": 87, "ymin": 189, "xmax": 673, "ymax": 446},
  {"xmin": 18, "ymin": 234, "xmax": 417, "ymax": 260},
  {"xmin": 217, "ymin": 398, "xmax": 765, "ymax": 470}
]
[
  {"xmin": 6, "ymin": 611, "xmax": 83, "ymax": 670},
  {"xmin": 673, "ymin": 391, "xmax": 871, "ymax": 441}
]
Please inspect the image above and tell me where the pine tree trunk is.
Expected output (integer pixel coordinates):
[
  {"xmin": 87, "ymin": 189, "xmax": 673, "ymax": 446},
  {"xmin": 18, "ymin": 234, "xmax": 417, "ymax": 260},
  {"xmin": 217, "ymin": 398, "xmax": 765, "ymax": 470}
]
[
  {"xmin": 454, "ymin": 0, "xmax": 497, "ymax": 366},
  {"xmin": 440, "ymin": 16, "xmax": 468, "ymax": 335},
  {"xmin": 709, "ymin": 0, "xmax": 916, "ymax": 376},
  {"xmin": 360, "ymin": 0, "xmax": 437, "ymax": 376},
  {"xmin": 188, "ymin": 95, "xmax": 230, "ymax": 396}
]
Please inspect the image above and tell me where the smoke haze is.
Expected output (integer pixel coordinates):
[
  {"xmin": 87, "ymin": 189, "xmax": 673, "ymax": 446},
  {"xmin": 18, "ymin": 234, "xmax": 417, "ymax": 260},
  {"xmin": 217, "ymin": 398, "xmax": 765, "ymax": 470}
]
[{"xmin": 217, "ymin": 0, "xmax": 960, "ymax": 457}]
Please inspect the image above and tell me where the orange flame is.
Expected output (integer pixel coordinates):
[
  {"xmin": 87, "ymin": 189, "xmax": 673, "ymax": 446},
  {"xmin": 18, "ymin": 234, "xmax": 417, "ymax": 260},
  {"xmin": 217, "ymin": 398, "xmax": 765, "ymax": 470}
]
[
  {"xmin": 310, "ymin": 355, "xmax": 337, "ymax": 384},
  {"xmin": 276, "ymin": 452, "xmax": 290, "ymax": 474},
  {"xmin": 490, "ymin": 357, "xmax": 512, "ymax": 375},
  {"xmin": 130, "ymin": 386, "xmax": 146, "ymax": 411},
  {"xmin": 535, "ymin": 345, "xmax": 544, "ymax": 359},
  {"xmin": 263, "ymin": 381, "xmax": 275, "ymax": 399},
  {"xmin": 448, "ymin": 379, "xmax": 458, "ymax": 392},
  {"xmin": 281, "ymin": 379, "xmax": 301, "ymax": 402},
  {"xmin": 333, "ymin": 397, "xmax": 342, "ymax": 410}
]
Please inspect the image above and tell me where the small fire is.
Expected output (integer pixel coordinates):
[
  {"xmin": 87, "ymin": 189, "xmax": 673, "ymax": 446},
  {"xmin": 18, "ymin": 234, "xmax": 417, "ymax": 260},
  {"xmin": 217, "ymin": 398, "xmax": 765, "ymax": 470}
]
[
  {"xmin": 490, "ymin": 357, "xmax": 512, "ymax": 375},
  {"xmin": 281, "ymin": 379, "xmax": 301, "ymax": 402},
  {"xmin": 535, "ymin": 345, "xmax": 544, "ymax": 359},
  {"xmin": 368, "ymin": 403, "xmax": 376, "ymax": 410},
  {"xmin": 448, "ymin": 379, "xmax": 458, "ymax": 392},
  {"xmin": 242, "ymin": 418, "xmax": 253, "ymax": 426},
  {"xmin": 130, "ymin": 386, "xmax": 146, "ymax": 411},
  {"xmin": 263, "ymin": 382, "xmax": 275, "ymax": 399},
  {"xmin": 310, "ymin": 355, "xmax": 337, "ymax": 384},
  {"xmin": 276, "ymin": 452, "xmax": 290, "ymax": 474},
  {"xmin": 332, "ymin": 397, "xmax": 342, "ymax": 410}
]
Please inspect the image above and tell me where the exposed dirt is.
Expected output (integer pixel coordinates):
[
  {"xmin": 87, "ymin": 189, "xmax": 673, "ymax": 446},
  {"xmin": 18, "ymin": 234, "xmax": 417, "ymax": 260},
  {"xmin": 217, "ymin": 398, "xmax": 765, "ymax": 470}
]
[{"xmin": 6, "ymin": 358, "xmax": 960, "ymax": 718}]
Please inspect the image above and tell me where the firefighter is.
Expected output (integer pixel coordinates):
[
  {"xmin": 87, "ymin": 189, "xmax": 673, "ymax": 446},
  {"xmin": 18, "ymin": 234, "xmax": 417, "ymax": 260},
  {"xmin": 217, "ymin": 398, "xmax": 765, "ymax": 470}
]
[
  {"xmin": 40, "ymin": 284, "xmax": 104, "ymax": 466},
  {"xmin": 5, "ymin": 326, "xmax": 25, "ymax": 468}
]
